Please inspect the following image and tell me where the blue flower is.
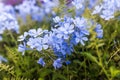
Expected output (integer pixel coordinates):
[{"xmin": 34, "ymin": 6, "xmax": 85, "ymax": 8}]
[
  {"xmin": 0, "ymin": 12, "xmax": 19, "ymax": 30},
  {"xmin": 18, "ymin": 32, "xmax": 28, "ymax": 41},
  {"xmin": 18, "ymin": 43, "xmax": 27, "ymax": 55},
  {"xmin": 48, "ymin": 31, "xmax": 63, "ymax": 51},
  {"xmin": 27, "ymin": 37, "xmax": 48, "ymax": 51},
  {"xmin": 65, "ymin": 60, "xmax": 71, "ymax": 65},
  {"xmin": 15, "ymin": 0, "xmax": 59, "ymax": 22},
  {"xmin": 95, "ymin": 24, "xmax": 103, "ymax": 38},
  {"xmin": 53, "ymin": 16, "xmax": 61, "ymax": 23},
  {"xmin": 100, "ymin": 10, "xmax": 114, "ymax": 20},
  {"xmin": 0, "ymin": 3, "xmax": 15, "ymax": 15},
  {"xmin": 37, "ymin": 58, "xmax": 45, "ymax": 67},
  {"xmin": 15, "ymin": 0, "xmax": 40, "ymax": 22},
  {"xmin": 56, "ymin": 23, "xmax": 74, "ymax": 39},
  {"xmin": 92, "ymin": 0, "xmax": 120, "ymax": 20},
  {"xmin": 115, "ymin": 0, "xmax": 120, "ymax": 8},
  {"xmin": 40, "ymin": 0, "xmax": 59, "ymax": 14},
  {"xmin": 15, "ymin": 0, "xmax": 36, "ymax": 15},
  {"xmin": 92, "ymin": 5, "xmax": 103, "ymax": 15},
  {"xmin": 0, "ymin": 12, "xmax": 19, "ymax": 34},
  {"xmin": 53, "ymin": 58, "xmax": 62, "ymax": 69},
  {"xmin": 72, "ymin": 0, "xmax": 84, "ymax": 9},
  {"xmin": 42, "ymin": 34, "xmax": 49, "ymax": 49},
  {"xmin": 88, "ymin": 0, "xmax": 98, "ymax": 9},
  {"xmin": 31, "ymin": 9, "xmax": 45, "ymax": 21},
  {"xmin": 18, "ymin": 44, "xmax": 26, "ymax": 52},
  {"xmin": 0, "ymin": 55, "xmax": 7, "ymax": 63},
  {"xmin": 72, "ymin": 17, "xmax": 90, "ymax": 46},
  {"xmin": 27, "ymin": 38, "xmax": 43, "ymax": 51},
  {"xmin": 73, "ymin": 17, "xmax": 88, "ymax": 29},
  {"xmin": 28, "ymin": 28, "xmax": 43, "ymax": 37},
  {"xmin": 74, "ymin": 32, "xmax": 88, "ymax": 46},
  {"xmin": 60, "ymin": 41, "xmax": 72, "ymax": 55}
]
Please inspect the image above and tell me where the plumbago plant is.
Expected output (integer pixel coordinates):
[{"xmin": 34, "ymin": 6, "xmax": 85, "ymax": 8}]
[
  {"xmin": 18, "ymin": 16, "xmax": 103, "ymax": 68},
  {"xmin": 0, "ymin": 0, "xmax": 120, "ymax": 80}
]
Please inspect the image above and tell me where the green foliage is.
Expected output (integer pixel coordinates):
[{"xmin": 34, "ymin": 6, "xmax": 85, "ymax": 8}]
[
  {"xmin": 0, "ymin": 63, "xmax": 15, "ymax": 77},
  {"xmin": 3, "ymin": 77, "xmax": 30, "ymax": 80}
]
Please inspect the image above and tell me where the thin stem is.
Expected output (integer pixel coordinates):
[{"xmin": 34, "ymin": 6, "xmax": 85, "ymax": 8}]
[
  {"xmin": 107, "ymin": 48, "xmax": 120, "ymax": 64},
  {"xmin": 96, "ymin": 48, "xmax": 110, "ymax": 80},
  {"xmin": 42, "ymin": 49, "xmax": 54, "ymax": 61}
]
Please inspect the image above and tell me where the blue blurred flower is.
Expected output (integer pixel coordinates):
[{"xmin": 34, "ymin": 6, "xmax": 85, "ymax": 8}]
[
  {"xmin": 15, "ymin": 0, "xmax": 59, "ymax": 22},
  {"xmin": 0, "ymin": 12, "xmax": 19, "ymax": 34},
  {"xmin": 65, "ymin": 60, "xmax": 71, "ymax": 65},
  {"xmin": 0, "ymin": 3, "xmax": 15, "ymax": 15},
  {"xmin": 92, "ymin": 5, "xmax": 103, "ymax": 15},
  {"xmin": 95, "ymin": 24, "xmax": 103, "ymax": 38},
  {"xmin": 0, "ymin": 55, "xmax": 7, "ymax": 63},
  {"xmin": 15, "ymin": 0, "xmax": 40, "ymax": 22},
  {"xmin": 100, "ymin": 10, "xmax": 114, "ymax": 20},
  {"xmin": 72, "ymin": 0, "xmax": 84, "ymax": 9},
  {"xmin": 38, "ymin": 58, "xmax": 45, "ymax": 67},
  {"xmin": 92, "ymin": 0, "xmax": 120, "ymax": 20},
  {"xmin": 40, "ymin": 0, "xmax": 59, "ymax": 14},
  {"xmin": 53, "ymin": 58, "xmax": 62, "ymax": 69},
  {"xmin": 88, "ymin": 0, "xmax": 98, "ymax": 9}
]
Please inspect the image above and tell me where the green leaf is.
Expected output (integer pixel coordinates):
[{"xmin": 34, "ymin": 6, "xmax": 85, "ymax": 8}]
[
  {"xmin": 39, "ymin": 69, "xmax": 52, "ymax": 78},
  {"xmin": 52, "ymin": 73, "xmax": 67, "ymax": 80},
  {"xmin": 82, "ymin": 52, "xmax": 99, "ymax": 64},
  {"xmin": 110, "ymin": 66, "xmax": 120, "ymax": 78}
]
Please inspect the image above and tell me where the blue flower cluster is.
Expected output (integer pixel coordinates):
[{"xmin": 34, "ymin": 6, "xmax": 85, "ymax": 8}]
[
  {"xmin": 0, "ymin": 0, "xmax": 59, "ymax": 22},
  {"xmin": 71, "ymin": 0, "xmax": 98, "ymax": 16},
  {"xmin": 92, "ymin": 0, "xmax": 120, "ymax": 20},
  {"xmin": 0, "ymin": 3, "xmax": 19, "ymax": 40},
  {"xmin": 18, "ymin": 16, "xmax": 103, "ymax": 69},
  {"xmin": 71, "ymin": 0, "xmax": 120, "ymax": 20},
  {"xmin": 15, "ymin": 0, "xmax": 40, "ymax": 21},
  {"xmin": 0, "ymin": 0, "xmax": 59, "ymax": 40},
  {"xmin": 0, "ymin": 3, "xmax": 15, "ymax": 15},
  {"xmin": 72, "ymin": 0, "xmax": 85, "ymax": 9},
  {"xmin": 40, "ymin": 0, "xmax": 59, "ymax": 14},
  {"xmin": 72, "ymin": 0, "xmax": 98, "ymax": 9},
  {"xmin": 15, "ymin": 0, "xmax": 59, "ymax": 22}
]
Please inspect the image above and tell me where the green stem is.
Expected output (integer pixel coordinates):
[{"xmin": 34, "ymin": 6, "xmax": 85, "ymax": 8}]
[
  {"xmin": 8, "ymin": 31, "xmax": 17, "ymax": 46},
  {"xmin": 96, "ymin": 49, "xmax": 110, "ymax": 80},
  {"xmin": 107, "ymin": 48, "xmax": 120, "ymax": 64},
  {"xmin": 42, "ymin": 49, "xmax": 54, "ymax": 61}
]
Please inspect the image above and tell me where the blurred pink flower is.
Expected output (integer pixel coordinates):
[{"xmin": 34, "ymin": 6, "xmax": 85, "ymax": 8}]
[{"xmin": 3, "ymin": 0, "xmax": 23, "ymax": 5}]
